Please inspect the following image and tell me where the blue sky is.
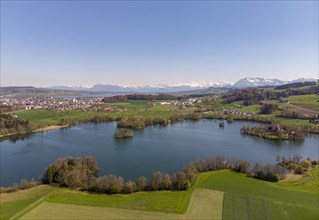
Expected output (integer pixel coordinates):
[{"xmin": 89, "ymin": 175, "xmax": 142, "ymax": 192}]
[{"xmin": 1, "ymin": 1, "xmax": 318, "ymax": 87}]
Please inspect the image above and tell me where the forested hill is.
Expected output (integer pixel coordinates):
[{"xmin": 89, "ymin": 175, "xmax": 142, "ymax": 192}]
[{"xmin": 0, "ymin": 87, "xmax": 111, "ymax": 98}]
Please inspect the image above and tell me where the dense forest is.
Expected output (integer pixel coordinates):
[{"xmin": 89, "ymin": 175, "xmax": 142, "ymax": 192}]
[
  {"xmin": 102, "ymin": 94, "xmax": 177, "ymax": 103},
  {"xmin": 127, "ymin": 94, "xmax": 176, "ymax": 100},
  {"xmin": 275, "ymin": 81, "xmax": 317, "ymax": 90},
  {"xmin": 102, "ymin": 95, "xmax": 128, "ymax": 103}
]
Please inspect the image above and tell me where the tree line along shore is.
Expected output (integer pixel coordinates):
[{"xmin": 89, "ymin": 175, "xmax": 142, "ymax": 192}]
[{"xmin": 1, "ymin": 109, "xmax": 318, "ymax": 141}]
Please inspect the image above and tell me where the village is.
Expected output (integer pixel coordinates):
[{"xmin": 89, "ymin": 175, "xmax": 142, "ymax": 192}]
[
  {"xmin": 0, "ymin": 96, "xmax": 205, "ymax": 113},
  {"xmin": 0, "ymin": 96, "xmax": 261, "ymax": 118},
  {"xmin": 158, "ymin": 97, "xmax": 202, "ymax": 108},
  {"xmin": 0, "ymin": 97, "xmax": 107, "ymax": 112}
]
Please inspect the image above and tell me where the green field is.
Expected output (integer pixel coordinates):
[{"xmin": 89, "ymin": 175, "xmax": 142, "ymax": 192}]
[
  {"xmin": 0, "ymin": 185, "xmax": 56, "ymax": 220},
  {"xmin": 45, "ymin": 187, "xmax": 192, "ymax": 213},
  {"xmin": 197, "ymin": 170, "xmax": 319, "ymax": 220},
  {"xmin": 19, "ymin": 188, "xmax": 223, "ymax": 220},
  {"xmin": 288, "ymin": 94, "xmax": 319, "ymax": 113},
  {"xmin": 289, "ymin": 94, "xmax": 319, "ymax": 106},
  {"xmin": 12, "ymin": 100, "xmax": 180, "ymax": 129},
  {"xmin": 20, "ymin": 202, "xmax": 179, "ymax": 220},
  {"xmin": 1, "ymin": 168, "xmax": 318, "ymax": 220},
  {"xmin": 185, "ymin": 188, "xmax": 223, "ymax": 220}
]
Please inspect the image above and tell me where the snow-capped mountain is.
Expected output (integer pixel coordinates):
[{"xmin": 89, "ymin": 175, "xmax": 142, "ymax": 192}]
[
  {"xmin": 232, "ymin": 77, "xmax": 286, "ymax": 88},
  {"xmin": 46, "ymin": 77, "xmax": 316, "ymax": 93},
  {"xmin": 47, "ymin": 85, "xmax": 92, "ymax": 91},
  {"xmin": 290, "ymin": 78, "xmax": 317, "ymax": 83},
  {"xmin": 232, "ymin": 77, "xmax": 317, "ymax": 88},
  {"xmin": 48, "ymin": 81, "xmax": 233, "ymax": 93}
]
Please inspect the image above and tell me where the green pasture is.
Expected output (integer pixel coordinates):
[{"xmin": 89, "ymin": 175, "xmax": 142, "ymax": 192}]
[
  {"xmin": 45, "ymin": 187, "xmax": 192, "ymax": 214},
  {"xmin": 150, "ymin": 104, "xmax": 178, "ymax": 111},
  {"xmin": 274, "ymin": 117, "xmax": 314, "ymax": 127},
  {"xmin": 17, "ymin": 188, "xmax": 223, "ymax": 220},
  {"xmin": 13, "ymin": 110, "xmax": 61, "ymax": 126},
  {"xmin": 289, "ymin": 94, "xmax": 319, "ymax": 106},
  {"xmin": 12, "ymin": 100, "xmax": 182, "ymax": 129},
  {"xmin": 264, "ymin": 99, "xmax": 289, "ymax": 110},
  {"xmin": 238, "ymin": 104, "xmax": 259, "ymax": 113},
  {"xmin": 0, "ymin": 185, "xmax": 56, "ymax": 220},
  {"xmin": 222, "ymin": 101, "xmax": 243, "ymax": 109},
  {"xmin": 19, "ymin": 202, "xmax": 179, "ymax": 220},
  {"xmin": 197, "ymin": 169, "xmax": 319, "ymax": 220},
  {"xmin": 106, "ymin": 100, "xmax": 151, "ymax": 109},
  {"xmin": 185, "ymin": 188, "xmax": 223, "ymax": 220}
]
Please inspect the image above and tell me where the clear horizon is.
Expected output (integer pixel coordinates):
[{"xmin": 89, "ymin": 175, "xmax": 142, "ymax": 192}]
[
  {"xmin": 1, "ymin": 1, "xmax": 318, "ymax": 87},
  {"xmin": 1, "ymin": 76, "xmax": 317, "ymax": 88}
]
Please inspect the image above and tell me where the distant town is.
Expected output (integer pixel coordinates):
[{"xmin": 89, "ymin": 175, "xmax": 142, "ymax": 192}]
[
  {"xmin": 0, "ymin": 97, "xmax": 106, "ymax": 111},
  {"xmin": 0, "ymin": 96, "xmax": 207, "ymax": 112}
]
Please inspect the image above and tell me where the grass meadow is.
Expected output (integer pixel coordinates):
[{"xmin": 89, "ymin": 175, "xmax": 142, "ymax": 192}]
[
  {"xmin": 288, "ymin": 94, "xmax": 319, "ymax": 107},
  {"xmin": 19, "ymin": 202, "xmax": 179, "ymax": 220},
  {"xmin": 197, "ymin": 170, "xmax": 319, "ymax": 220},
  {"xmin": 13, "ymin": 100, "xmax": 180, "ymax": 129}
]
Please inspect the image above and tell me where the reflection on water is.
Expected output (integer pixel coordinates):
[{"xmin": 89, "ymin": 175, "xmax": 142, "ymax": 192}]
[
  {"xmin": 0, "ymin": 132, "xmax": 34, "ymax": 143},
  {"xmin": 11, "ymin": 142, "xmax": 65, "ymax": 156},
  {"xmin": 1, "ymin": 120, "xmax": 318, "ymax": 187}
]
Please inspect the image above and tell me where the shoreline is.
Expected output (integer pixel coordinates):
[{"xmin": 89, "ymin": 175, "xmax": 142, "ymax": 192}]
[
  {"xmin": 1, "ymin": 113, "xmax": 318, "ymax": 140},
  {"xmin": 33, "ymin": 125, "xmax": 70, "ymax": 132},
  {"xmin": 0, "ymin": 124, "xmax": 70, "ymax": 139}
]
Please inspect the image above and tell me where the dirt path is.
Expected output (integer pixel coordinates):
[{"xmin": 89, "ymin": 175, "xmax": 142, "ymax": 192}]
[
  {"xmin": 9, "ymin": 190, "xmax": 56, "ymax": 220},
  {"xmin": 289, "ymin": 104, "xmax": 318, "ymax": 114},
  {"xmin": 281, "ymin": 173, "xmax": 303, "ymax": 182}
]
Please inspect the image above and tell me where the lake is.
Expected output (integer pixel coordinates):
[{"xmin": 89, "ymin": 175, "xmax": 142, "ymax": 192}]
[{"xmin": 1, "ymin": 120, "xmax": 318, "ymax": 187}]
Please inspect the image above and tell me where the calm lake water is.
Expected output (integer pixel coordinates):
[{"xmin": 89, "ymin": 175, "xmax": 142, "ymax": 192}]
[{"xmin": 1, "ymin": 120, "xmax": 318, "ymax": 187}]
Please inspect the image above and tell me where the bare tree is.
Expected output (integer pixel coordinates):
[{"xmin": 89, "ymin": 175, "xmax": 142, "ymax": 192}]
[
  {"xmin": 151, "ymin": 171, "xmax": 164, "ymax": 190},
  {"xmin": 176, "ymin": 172, "xmax": 187, "ymax": 190},
  {"xmin": 136, "ymin": 176, "xmax": 147, "ymax": 191}
]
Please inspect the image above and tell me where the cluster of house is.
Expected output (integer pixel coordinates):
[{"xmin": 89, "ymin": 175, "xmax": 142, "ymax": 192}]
[
  {"xmin": 267, "ymin": 122, "xmax": 282, "ymax": 132},
  {"xmin": 159, "ymin": 98, "xmax": 202, "ymax": 108},
  {"xmin": 0, "ymin": 97, "xmax": 111, "ymax": 112},
  {"xmin": 223, "ymin": 109, "xmax": 256, "ymax": 116},
  {"xmin": 309, "ymin": 118, "xmax": 319, "ymax": 124}
]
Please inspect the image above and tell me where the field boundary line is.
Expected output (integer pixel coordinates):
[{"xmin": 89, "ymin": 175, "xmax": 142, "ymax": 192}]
[
  {"xmin": 9, "ymin": 189, "xmax": 56, "ymax": 220},
  {"xmin": 262, "ymin": 199, "xmax": 268, "ymax": 220},
  {"xmin": 260, "ymin": 199, "xmax": 267, "ymax": 220},
  {"xmin": 289, "ymin": 104, "xmax": 318, "ymax": 114},
  {"xmin": 246, "ymin": 198, "xmax": 251, "ymax": 220},
  {"xmin": 232, "ymin": 194, "xmax": 235, "ymax": 219}
]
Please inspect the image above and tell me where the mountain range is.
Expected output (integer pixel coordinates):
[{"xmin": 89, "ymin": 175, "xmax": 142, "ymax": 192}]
[{"xmin": 47, "ymin": 77, "xmax": 316, "ymax": 93}]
